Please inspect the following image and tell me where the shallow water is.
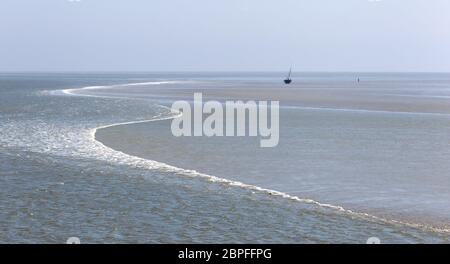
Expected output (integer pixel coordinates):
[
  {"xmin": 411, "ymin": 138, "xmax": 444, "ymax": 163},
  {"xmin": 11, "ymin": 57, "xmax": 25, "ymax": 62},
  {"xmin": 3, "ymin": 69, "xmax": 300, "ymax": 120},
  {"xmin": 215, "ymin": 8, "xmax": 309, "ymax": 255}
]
[
  {"xmin": 97, "ymin": 108, "xmax": 450, "ymax": 227},
  {"xmin": 1, "ymin": 72, "xmax": 450, "ymax": 243}
]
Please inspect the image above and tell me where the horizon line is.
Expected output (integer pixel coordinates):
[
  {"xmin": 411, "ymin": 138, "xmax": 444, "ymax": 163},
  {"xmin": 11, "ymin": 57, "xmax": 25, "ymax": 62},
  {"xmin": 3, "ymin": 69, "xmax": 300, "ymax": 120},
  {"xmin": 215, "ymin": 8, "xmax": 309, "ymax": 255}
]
[{"xmin": 1, "ymin": 70, "xmax": 450, "ymax": 74}]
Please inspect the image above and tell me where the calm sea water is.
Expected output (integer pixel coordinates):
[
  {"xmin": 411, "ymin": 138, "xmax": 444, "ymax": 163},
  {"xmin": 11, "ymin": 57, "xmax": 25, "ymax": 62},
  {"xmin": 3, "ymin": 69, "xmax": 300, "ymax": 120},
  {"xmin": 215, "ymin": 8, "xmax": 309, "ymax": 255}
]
[{"xmin": 1, "ymin": 72, "xmax": 450, "ymax": 243}]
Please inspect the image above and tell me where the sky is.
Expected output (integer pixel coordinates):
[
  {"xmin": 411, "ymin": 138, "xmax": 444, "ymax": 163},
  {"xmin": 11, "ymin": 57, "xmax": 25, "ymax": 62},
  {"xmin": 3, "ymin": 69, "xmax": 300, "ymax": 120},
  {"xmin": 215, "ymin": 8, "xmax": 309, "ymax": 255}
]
[{"xmin": 0, "ymin": 0, "xmax": 449, "ymax": 72}]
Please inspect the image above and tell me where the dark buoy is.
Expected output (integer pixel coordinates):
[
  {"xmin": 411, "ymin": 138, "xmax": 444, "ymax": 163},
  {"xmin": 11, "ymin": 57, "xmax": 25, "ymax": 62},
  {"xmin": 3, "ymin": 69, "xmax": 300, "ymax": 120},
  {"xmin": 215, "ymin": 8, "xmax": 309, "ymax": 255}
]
[{"xmin": 284, "ymin": 68, "xmax": 292, "ymax": 84}]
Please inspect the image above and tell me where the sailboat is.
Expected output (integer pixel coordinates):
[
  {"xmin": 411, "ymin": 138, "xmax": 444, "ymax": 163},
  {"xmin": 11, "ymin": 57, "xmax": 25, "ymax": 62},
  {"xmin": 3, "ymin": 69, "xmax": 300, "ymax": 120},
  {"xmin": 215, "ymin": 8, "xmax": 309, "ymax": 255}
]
[{"xmin": 284, "ymin": 68, "xmax": 292, "ymax": 84}]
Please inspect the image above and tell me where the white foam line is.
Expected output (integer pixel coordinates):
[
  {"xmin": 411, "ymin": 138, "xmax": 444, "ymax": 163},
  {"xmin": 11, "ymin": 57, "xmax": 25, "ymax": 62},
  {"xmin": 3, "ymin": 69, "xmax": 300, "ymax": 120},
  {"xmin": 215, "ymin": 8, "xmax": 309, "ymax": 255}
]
[
  {"xmin": 384, "ymin": 93, "xmax": 450, "ymax": 99},
  {"xmin": 53, "ymin": 81, "xmax": 184, "ymax": 97},
  {"xmin": 119, "ymin": 95, "xmax": 450, "ymax": 117},
  {"xmin": 54, "ymin": 81, "xmax": 450, "ymax": 235},
  {"xmin": 94, "ymin": 121, "xmax": 450, "ymax": 234},
  {"xmin": 121, "ymin": 81, "xmax": 186, "ymax": 86},
  {"xmin": 283, "ymin": 105, "xmax": 450, "ymax": 117},
  {"xmin": 62, "ymin": 86, "xmax": 105, "ymax": 95}
]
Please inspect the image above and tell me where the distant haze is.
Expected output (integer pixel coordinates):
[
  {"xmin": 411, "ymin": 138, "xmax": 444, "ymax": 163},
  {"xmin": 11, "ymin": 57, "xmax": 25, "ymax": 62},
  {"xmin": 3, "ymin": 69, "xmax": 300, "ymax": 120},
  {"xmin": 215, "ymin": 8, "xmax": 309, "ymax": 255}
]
[{"xmin": 1, "ymin": 0, "xmax": 449, "ymax": 72}]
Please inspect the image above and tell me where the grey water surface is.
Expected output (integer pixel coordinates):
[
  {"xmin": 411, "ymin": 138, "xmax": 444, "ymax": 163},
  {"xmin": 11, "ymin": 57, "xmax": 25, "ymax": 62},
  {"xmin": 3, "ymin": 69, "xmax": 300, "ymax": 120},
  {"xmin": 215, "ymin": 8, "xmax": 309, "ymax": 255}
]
[{"xmin": 1, "ymin": 72, "xmax": 450, "ymax": 243}]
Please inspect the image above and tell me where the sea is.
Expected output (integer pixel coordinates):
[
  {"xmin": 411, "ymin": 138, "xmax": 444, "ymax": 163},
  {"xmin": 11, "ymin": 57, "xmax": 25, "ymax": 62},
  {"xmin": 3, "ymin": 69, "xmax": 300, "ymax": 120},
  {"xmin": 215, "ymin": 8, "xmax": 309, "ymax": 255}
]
[{"xmin": 1, "ymin": 72, "xmax": 450, "ymax": 243}]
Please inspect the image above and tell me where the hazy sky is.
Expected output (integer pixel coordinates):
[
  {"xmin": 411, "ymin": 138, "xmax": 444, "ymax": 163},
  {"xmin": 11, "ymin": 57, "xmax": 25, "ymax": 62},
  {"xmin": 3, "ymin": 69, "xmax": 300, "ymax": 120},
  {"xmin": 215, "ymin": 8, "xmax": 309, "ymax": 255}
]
[{"xmin": 1, "ymin": 0, "xmax": 449, "ymax": 72}]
